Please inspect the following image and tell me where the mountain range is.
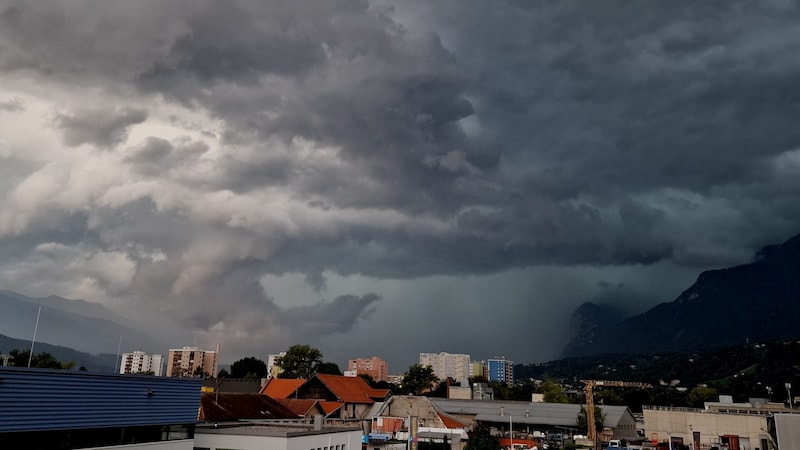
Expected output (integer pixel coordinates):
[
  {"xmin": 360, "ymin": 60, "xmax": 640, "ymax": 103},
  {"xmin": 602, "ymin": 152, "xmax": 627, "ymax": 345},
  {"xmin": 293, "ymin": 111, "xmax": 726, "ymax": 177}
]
[
  {"xmin": 562, "ymin": 232, "xmax": 800, "ymax": 358},
  {"xmin": 0, "ymin": 290, "xmax": 168, "ymax": 357}
]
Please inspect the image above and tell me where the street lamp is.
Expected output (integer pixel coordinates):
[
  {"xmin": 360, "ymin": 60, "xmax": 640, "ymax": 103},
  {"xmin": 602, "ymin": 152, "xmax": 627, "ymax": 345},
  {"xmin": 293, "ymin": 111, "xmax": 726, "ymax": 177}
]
[{"xmin": 786, "ymin": 383, "xmax": 793, "ymax": 409}]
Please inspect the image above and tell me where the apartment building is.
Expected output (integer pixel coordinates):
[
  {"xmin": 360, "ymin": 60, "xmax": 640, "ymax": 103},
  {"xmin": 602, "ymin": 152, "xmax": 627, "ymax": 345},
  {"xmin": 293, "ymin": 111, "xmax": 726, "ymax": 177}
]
[
  {"xmin": 419, "ymin": 352, "xmax": 471, "ymax": 384},
  {"xmin": 487, "ymin": 357, "xmax": 514, "ymax": 386},
  {"xmin": 119, "ymin": 350, "xmax": 164, "ymax": 376},
  {"xmin": 166, "ymin": 345, "xmax": 219, "ymax": 378},
  {"xmin": 347, "ymin": 356, "xmax": 389, "ymax": 382}
]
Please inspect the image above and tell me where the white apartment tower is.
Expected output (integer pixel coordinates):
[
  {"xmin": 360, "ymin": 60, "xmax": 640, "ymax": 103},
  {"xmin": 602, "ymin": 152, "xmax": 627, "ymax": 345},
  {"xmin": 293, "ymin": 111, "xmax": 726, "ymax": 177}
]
[
  {"xmin": 166, "ymin": 345, "xmax": 219, "ymax": 378},
  {"xmin": 419, "ymin": 352, "xmax": 471, "ymax": 384},
  {"xmin": 119, "ymin": 351, "xmax": 163, "ymax": 376}
]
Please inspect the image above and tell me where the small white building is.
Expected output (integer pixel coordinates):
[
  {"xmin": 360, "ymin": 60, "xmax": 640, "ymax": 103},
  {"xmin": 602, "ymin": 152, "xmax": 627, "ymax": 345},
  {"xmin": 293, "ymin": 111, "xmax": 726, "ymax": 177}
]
[{"xmin": 194, "ymin": 422, "xmax": 363, "ymax": 450}]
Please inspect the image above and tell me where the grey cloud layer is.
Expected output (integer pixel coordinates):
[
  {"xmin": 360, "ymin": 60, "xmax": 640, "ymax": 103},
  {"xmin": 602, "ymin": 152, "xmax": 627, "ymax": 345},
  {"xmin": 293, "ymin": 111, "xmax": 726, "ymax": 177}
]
[{"xmin": 2, "ymin": 0, "xmax": 800, "ymax": 362}]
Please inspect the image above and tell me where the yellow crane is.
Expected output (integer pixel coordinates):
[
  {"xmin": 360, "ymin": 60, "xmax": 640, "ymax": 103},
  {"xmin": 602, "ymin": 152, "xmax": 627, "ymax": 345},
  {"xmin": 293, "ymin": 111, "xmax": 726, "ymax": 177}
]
[{"xmin": 582, "ymin": 380, "xmax": 653, "ymax": 447}]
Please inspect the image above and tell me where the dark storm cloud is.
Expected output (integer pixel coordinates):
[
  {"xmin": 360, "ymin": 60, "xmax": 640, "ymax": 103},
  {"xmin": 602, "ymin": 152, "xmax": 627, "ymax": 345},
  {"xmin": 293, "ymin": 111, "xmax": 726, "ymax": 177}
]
[
  {"xmin": 279, "ymin": 293, "xmax": 380, "ymax": 335},
  {"xmin": 56, "ymin": 107, "xmax": 148, "ymax": 148},
  {"xmin": 3, "ymin": 0, "xmax": 800, "ymax": 365}
]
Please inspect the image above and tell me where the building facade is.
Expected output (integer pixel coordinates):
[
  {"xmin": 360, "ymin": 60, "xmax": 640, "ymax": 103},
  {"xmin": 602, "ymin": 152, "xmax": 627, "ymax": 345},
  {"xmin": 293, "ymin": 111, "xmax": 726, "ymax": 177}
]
[
  {"xmin": 166, "ymin": 345, "xmax": 219, "ymax": 378},
  {"xmin": 195, "ymin": 422, "xmax": 363, "ymax": 450},
  {"xmin": 348, "ymin": 356, "xmax": 389, "ymax": 382},
  {"xmin": 487, "ymin": 357, "xmax": 514, "ymax": 386},
  {"xmin": 120, "ymin": 350, "xmax": 164, "ymax": 376},
  {"xmin": 419, "ymin": 352, "xmax": 471, "ymax": 384}
]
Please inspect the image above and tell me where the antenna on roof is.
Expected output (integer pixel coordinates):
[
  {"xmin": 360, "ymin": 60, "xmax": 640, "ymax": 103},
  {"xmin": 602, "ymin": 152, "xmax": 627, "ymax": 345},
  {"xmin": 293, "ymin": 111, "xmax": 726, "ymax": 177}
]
[
  {"xmin": 27, "ymin": 306, "xmax": 42, "ymax": 368},
  {"xmin": 114, "ymin": 335, "xmax": 123, "ymax": 373}
]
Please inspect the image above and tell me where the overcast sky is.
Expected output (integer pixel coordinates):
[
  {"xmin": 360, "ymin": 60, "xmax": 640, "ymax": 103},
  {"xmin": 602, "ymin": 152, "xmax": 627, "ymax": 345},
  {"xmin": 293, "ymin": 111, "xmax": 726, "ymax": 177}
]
[{"xmin": 2, "ymin": 1, "xmax": 800, "ymax": 372}]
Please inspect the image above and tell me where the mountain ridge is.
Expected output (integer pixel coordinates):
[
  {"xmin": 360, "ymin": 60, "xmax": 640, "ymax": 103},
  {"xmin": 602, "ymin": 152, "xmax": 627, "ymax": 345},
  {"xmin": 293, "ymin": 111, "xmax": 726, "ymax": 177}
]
[{"xmin": 562, "ymin": 232, "xmax": 800, "ymax": 358}]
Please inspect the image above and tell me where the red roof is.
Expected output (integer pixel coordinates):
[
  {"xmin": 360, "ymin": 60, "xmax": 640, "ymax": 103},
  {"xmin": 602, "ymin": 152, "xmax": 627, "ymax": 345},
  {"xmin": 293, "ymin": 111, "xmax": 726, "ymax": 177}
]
[
  {"xmin": 261, "ymin": 378, "xmax": 305, "ymax": 398},
  {"xmin": 319, "ymin": 400, "xmax": 344, "ymax": 416},
  {"xmin": 274, "ymin": 398, "xmax": 319, "ymax": 416},
  {"xmin": 199, "ymin": 393, "xmax": 300, "ymax": 421},
  {"xmin": 316, "ymin": 374, "xmax": 390, "ymax": 403},
  {"xmin": 437, "ymin": 410, "xmax": 471, "ymax": 429}
]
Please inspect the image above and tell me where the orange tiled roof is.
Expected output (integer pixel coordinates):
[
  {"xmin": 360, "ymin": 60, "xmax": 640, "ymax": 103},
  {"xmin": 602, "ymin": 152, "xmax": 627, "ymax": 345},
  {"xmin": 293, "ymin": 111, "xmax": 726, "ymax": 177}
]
[
  {"xmin": 275, "ymin": 398, "xmax": 319, "ymax": 416},
  {"xmin": 437, "ymin": 410, "xmax": 470, "ymax": 429},
  {"xmin": 319, "ymin": 400, "xmax": 344, "ymax": 416},
  {"xmin": 261, "ymin": 378, "xmax": 305, "ymax": 398},
  {"xmin": 199, "ymin": 393, "xmax": 300, "ymax": 421},
  {"xmin": 316, "ymin": 374, "xmax": 388, "ymax": 403}
]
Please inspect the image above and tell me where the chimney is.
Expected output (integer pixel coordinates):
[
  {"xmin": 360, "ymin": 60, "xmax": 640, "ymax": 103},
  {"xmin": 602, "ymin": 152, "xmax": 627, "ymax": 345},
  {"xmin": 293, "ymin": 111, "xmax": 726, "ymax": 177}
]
[{"xmin": 314, "ymin": 414, "xmax": 323, "ymax": 430}]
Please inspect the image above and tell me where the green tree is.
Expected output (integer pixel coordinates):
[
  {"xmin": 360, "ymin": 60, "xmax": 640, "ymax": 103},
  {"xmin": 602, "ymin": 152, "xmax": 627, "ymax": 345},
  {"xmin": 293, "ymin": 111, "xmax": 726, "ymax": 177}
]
[
  {"xmin": 401, "ymin": 364, "xmax": 439, "ymax": 395},
  {"xmin": 687, "ymin": 385, "xmax": 718, "ymax": 407},
  {"xmin": 230, "ymin": 356, "xmax": 268, "ymax": 378},
  {"xmin": 217, "ymin": 368, "xmax": 231, "ymax": 378},
  {"xmin": 7, "ymin": 349, "xmax": 71, "ymax": 369},
  {"xmin": 464, "ymin": 426, "xmax": 501, "ymax": 450},
  {"xmin": 359, "ymin": 373, "xmax": 377, "ymax": 386},
  {"xmin": 576, "ymin": 405, "xmax": 606, "ymax": 436},
  {"xmin": 277, "ymin": 344, "xmax": 323, "ymax": 379},
  {"xmin": 316, "ymin": 361, "xmax": 343, "ymax": 375},
  {"xmin": 537, "ymin": 379, "xmax": 570, "ymax": 403}
]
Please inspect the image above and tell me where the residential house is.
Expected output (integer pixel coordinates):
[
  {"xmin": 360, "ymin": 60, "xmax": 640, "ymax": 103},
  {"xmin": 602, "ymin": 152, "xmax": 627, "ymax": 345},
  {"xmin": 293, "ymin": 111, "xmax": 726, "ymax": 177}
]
[
  {"xmin": 263, "ymin": 374, "xmax": 390, "ymax": 425},
  {"xmin": 366, "ymin": 395, "xmax": 471, "ymax": 450}
]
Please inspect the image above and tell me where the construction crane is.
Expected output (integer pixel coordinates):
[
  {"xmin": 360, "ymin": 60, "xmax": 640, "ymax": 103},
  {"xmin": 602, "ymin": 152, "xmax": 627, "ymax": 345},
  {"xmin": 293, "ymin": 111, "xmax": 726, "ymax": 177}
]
[{"xmin": 582, "ymin": 380, "xmax": 653, "ymax": 447}]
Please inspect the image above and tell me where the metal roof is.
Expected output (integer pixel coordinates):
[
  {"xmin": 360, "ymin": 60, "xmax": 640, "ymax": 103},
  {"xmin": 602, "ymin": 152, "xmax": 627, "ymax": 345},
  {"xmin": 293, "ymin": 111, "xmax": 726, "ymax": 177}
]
[
  {"xmin": 0, "ymin": 366, "xmax": 203, "ymax": 432},
  {"xmin": 430, "ymin": 398, "xmax": 631, "ymax": 428}
]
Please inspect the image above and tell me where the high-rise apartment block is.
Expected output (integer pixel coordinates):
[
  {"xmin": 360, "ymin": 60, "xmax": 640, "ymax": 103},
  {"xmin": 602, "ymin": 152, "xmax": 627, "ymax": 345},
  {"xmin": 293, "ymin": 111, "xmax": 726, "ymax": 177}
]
[
  {"xmin": 348, "ymin": 356, "xmax": 389, "ymax": 382},
  {"xmin": 487, "ymin": 356, "xmax": 514, "ymax": 386},
  {"xmin": 119, "ymin": 350, "xmax": 163, "ymax": 376},
  {"xmin": 418, "ymin": 352, "xmax": 471, "ymax": 384},
  {"xmin": 166, "ymin": 345, "xmax": 219, "ymax": 378}
]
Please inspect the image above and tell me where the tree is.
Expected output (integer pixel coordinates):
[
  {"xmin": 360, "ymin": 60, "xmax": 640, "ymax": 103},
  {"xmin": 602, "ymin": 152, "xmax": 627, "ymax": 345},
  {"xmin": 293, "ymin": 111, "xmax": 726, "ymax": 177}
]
[
  {"xmin": 464, "ymin": 425, "xmax": 501, "ymax": 450},
  {"xmin": 230, "ymin": 356, "xmax": 267, "ymax": 379},
  {"xmin": 401, "ymin": 364, "xmax": 439, "ymax": 395},
  {"xmin": 217, "ymin": 368, "xmax": 231, "ymax": 378},
  {"xmin": 316, "ymin": 361, "xmax": 343, "ymax": 375},
  {"xmin": 687, "ymin": 385, "xmax": 718, "ymax": 407},
  {"xmin": 576, "ymin": 405, "xmax": 606, "ymax": 436},
  {"xmin": 537, "ymin": 379, "xmax": 570, "ymax": 403},
  {"xmin": 7, "ymin": 349, "xmax": 71, "ymax": 369},
  {"xmin": 277, "ymin": 344, "xmax": 323, "ymax": 379}
]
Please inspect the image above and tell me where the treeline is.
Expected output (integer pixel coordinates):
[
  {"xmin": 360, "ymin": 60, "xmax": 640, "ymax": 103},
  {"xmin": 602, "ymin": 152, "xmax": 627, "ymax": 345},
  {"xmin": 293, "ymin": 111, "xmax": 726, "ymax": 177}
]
[{"xmin": 513, "ymin": 337, "xmax": 800, "ymax": 410}]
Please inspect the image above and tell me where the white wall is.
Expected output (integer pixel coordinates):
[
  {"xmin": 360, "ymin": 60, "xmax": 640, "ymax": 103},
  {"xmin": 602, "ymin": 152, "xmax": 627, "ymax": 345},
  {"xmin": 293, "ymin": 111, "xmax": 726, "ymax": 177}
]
[
  {"xmin": 92, "ymin": 440, "xmax": 194, "ymax": 450},
  {"xmin": 194, "ymin": 429, "xmax": 363, "ymax": 450}
]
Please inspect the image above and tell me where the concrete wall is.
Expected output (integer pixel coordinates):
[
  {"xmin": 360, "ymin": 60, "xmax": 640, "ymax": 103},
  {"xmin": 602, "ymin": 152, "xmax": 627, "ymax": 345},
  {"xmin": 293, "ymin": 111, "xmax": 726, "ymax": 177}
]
[{"xmin": 643, "ymin": 407, "xmax": 771, "ymax": 450}]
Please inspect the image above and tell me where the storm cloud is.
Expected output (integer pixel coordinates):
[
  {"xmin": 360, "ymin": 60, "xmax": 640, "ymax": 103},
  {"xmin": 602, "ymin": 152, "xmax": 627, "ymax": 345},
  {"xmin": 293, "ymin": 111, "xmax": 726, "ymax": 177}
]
[{"xmin": 1, "ymin": 0, "xmax": 800, "ymax": 368}]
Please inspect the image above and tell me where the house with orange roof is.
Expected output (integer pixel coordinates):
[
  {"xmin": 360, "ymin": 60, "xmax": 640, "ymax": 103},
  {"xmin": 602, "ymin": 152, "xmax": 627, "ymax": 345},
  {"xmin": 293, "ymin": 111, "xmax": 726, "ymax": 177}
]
[
  {"xmin": 260, "ymin": 378, "xmax": 306, "ymax": 399},
  {"xmin": 277, "ymin": 374, "xmax": 391, "ymax": 421}
]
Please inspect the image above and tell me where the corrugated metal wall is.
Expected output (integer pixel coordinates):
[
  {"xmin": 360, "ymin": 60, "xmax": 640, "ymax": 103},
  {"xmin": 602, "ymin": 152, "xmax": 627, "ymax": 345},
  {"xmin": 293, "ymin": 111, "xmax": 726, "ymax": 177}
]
[{"xmin": 0, "ymin": 367, "xmax": 202, "ymax": 432}]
